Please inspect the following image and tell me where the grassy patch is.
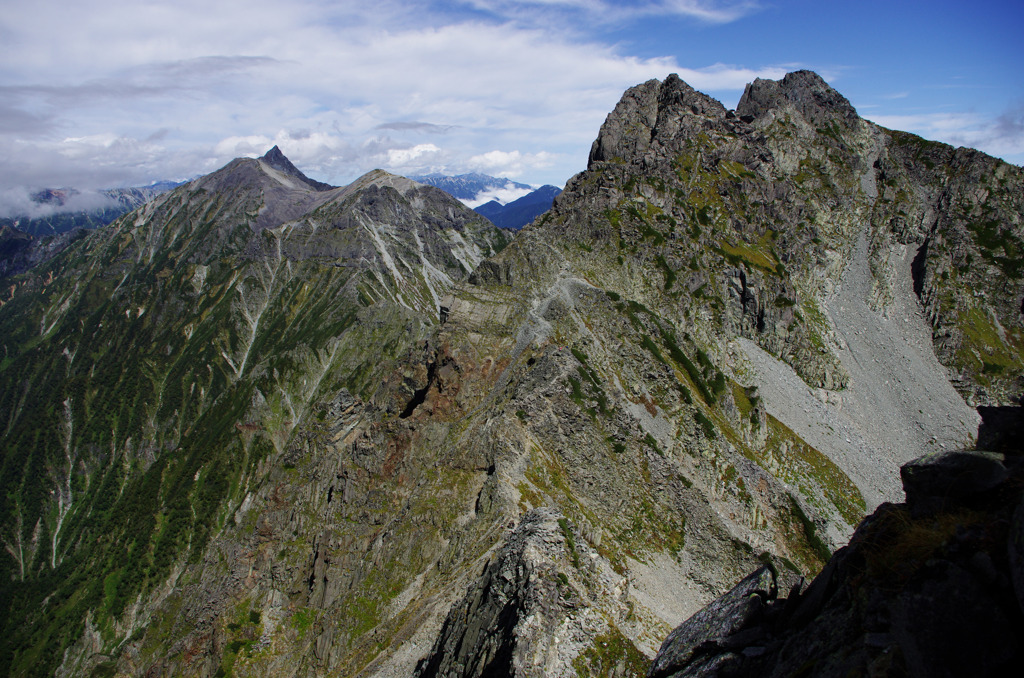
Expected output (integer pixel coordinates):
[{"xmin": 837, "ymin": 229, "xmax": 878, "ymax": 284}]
[
  {"xmin": 955, "ymin": 306, "xmax": 1024, "ymax": 381},
  {"xmin": 643, "ymin": 433, "xmax": 664, "ymax": 456},
  {"xmin": 572, "ymin": 623, "xmax": 649, "ymax": 678},
  {"xmin": 558, "ymin": 517, "xmax": 581, "ymax": 568},
  {"xmin": 757, "ymin": 416, "xmax": 866, "ymax": 527},
  {"xmin": 640, "ymin": 336, "xmax": 667, "ymax": 364},
  {"xmin": 715, "ymin": 240, "xmax": 779, "ymax": 274},
  {"xmin": 658, "ymin": 329, "xmax": 716, "ymax": 405},
  {"xmin": 694, "ymin": 411, "xmax": 716, "ymax": 439},
  {"xmin": 656, "ymin": 254, "xmax": 677, "ymax": 291},
  {"xmin": 790, "ymin": 497, "xmax": 832, "ymax": 564}
]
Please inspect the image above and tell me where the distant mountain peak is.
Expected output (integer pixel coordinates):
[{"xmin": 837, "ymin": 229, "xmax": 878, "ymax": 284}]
[
  {"xmin": 338, "ymin": 168, "xmax": 424, "ymax": 199},
  {"xmin": 258, "ymin": 146, "xmax": 335, "ymax": 192},
  {"xmin": 473, "ymin": 183, "xmax": 561, "ymax": 230}
]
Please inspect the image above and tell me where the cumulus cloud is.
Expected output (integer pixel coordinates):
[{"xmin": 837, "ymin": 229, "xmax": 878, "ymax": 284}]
[
  {"xmin": 467, "ymin": 150, "xmax": 556, "ymax": 178},
  {"xmin": 386, "ymin": 143, "xmax": 443, "ymax": 168}
]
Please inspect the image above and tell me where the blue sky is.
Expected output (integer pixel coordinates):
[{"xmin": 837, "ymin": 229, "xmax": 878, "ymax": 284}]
[{"xmin": 1, "ymin": 0, "xmax": 1021, "ymax": 214}]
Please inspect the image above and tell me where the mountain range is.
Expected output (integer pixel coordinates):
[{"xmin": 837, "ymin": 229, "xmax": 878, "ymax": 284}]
[
  {"xmin": 410, "ymin": 173, "xmax": 533, "ymax": 203},
  {"xmin": 0, "ymin": 71, "xmax": 1021, "ymax": 677},
  {"xmin": 474, "ymin": 184, "xmax": 562, "ymax": 230},
  {"xmin": 3, "ymin": 169, "xmax": 555, "ymax": 241},
  {"xmin": 411, "ymin": 173, "xmax": 559, "ymax": 230}
]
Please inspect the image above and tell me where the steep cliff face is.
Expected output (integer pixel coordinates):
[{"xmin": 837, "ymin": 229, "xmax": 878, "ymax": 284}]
[{"xmin": 1, "ymin": 71, "xmax": 1020, "ymax": 678}]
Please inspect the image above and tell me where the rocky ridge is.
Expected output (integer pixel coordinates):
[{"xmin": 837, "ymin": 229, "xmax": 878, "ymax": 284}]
[{"xmin": 384, "ymin": 70, "xmax": 1021, "ymax": 675}]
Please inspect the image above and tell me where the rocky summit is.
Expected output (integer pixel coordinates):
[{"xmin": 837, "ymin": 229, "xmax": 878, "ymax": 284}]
[{"xmin": 0, "ymin": 71, "xmax": 1021, "ymax": 678}]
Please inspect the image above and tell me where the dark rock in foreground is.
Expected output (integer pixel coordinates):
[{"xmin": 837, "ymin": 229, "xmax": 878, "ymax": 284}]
[{"xmin": 650, "ymin": 435, "xmax": 1024, "ymax": 677}]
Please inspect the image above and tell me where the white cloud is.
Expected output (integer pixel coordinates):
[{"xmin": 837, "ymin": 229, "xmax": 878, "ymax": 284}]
[
  {"xmin": 467, "ymin": 150, "xmax": 556, "ymax": 178},
  {"xmin": 461, "ymin": 183, "xmax": 537, "ymax": 209},
  {"xmin": 462, "ymin": 0, "xmax": 760, "ymax": 26},
  {"xmin": 386, "ymin": 143, "xmax": 442, "ymax": 167},
  {"xmin": 0, "ymin": 187, "xmax": 118, "ymax": 219}
]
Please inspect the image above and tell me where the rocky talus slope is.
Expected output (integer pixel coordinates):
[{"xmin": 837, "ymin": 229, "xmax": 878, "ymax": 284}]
[
  {"xmin": 0, "ymin": 71, "xmax": 1020, "ymax": 678},
  {"xmin": 648, "ymin": 413, "xmax": 1024, "ymax": 678}
]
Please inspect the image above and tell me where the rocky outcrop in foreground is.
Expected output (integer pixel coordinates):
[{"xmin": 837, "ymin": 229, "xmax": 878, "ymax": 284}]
[
  {"xmin": 649, "ymin": 414, "xmax": 1024, "ymax": 677},
  {"xmin": 414, "ymin": 508, "xmax": 569, "ymax": 678}
]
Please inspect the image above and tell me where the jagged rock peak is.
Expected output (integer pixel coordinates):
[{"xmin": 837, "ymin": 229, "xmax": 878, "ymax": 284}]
[
  {"xmin": 589, "ymin": 73, "xmax": 728, "ymax": 167},
  {"xmin": 414, "ymin": 508, "xmax": 576, "ymax": 678},
  {"xmin": 737, "ymin": 70, "xmax": 859, "ymax": 126},
  {"xmin": 260, "ymin": 144, "xmax": 289, "ymax": 165},
  {"xmin": 258, "ymin": 145, "xmax": 335, "ymax": 191},
  {"xmin": 658, "ymin": 72, "xmax": 729, "ymax": 119}
]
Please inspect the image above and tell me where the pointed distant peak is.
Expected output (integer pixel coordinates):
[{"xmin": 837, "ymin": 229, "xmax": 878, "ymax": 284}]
[
  {"xmin": 261, "ymin": 145, "xmax": 287, "ymax": 163},
  {"xmin": 257, "ymin": 146, "xmax": 336, "ymax": 192},
  {"xmin": 737, "ymin": 70, "xmax": 858, "ymax": 126}
]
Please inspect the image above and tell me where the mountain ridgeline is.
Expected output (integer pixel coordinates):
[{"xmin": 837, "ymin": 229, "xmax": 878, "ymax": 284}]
[
  {"xmin": 0, "ymin": 72, "xmax": 1020, "ymax": 677},
  {"xmin": 0, "ymin": 150, "xmax": 507, "ymax": 676},
  {"xmin": 411, "ymin": 173, "xmax": 559, "ymax": 231},
  {"xmin": 410, "ymin": 173, "xmax": 533, "ymax": 203}
]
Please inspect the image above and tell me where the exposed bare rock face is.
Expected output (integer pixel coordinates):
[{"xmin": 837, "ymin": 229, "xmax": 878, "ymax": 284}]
[{"xmin": 0, "ymin": 70, "xmax": 1021, "ymax": 678}]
